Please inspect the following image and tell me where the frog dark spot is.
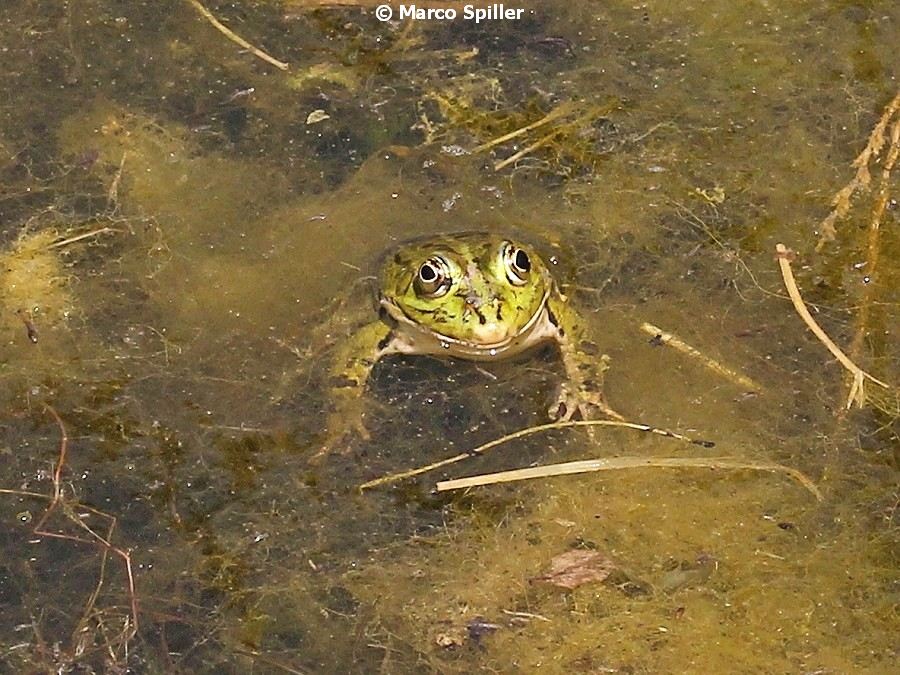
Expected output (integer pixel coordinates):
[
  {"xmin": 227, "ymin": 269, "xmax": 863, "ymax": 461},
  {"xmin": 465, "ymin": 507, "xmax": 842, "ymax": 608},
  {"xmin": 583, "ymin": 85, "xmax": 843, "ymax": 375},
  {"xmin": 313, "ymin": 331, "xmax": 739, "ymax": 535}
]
[
  {"xmin": 547, "ymin": 307, "xmax": 557, "ymax": 324},
  {"xmin": 547, "ymin": 307, "xmax": 563, "ymax": 336},
  {"xmin": 328, "ymin": 375, "xmax": 358, "ymax": 388},
  {"xmin": 377, "ymin": 332, "xmax": 393, "ymax": 351},
  {"xmin": 579, "ymin": 341, "xmax": 599, "ymax": 355},
  {"xmin": 378, "ymin": 307, "xmax": 398, "ymax": 325}
]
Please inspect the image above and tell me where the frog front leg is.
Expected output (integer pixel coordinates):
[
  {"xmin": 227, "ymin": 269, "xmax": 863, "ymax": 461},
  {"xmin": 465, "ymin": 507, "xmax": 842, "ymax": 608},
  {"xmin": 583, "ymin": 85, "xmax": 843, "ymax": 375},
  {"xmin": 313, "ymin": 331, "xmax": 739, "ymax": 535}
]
[
  {"xmin": 546, "ymin": 292, "xmax": 623, "ymax": 422},
  {"xmin": 313, "ymin": 320, "xmax": 393, "ymax": 460}
]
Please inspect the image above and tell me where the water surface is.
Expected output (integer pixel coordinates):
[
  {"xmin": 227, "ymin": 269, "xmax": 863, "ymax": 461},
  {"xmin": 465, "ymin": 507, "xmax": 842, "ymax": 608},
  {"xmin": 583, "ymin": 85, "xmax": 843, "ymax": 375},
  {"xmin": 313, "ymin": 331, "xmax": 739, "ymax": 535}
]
[{"xmin": 0, "ymin": 1, "xmax": 897, "ymax": 672}]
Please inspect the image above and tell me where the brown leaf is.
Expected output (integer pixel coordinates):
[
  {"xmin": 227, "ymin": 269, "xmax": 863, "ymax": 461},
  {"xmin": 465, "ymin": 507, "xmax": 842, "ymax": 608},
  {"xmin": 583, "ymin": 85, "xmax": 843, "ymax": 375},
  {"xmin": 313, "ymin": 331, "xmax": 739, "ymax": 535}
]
[{"xmin": 532, "ymin": 549, "xmax": 616, "ymax": 590}]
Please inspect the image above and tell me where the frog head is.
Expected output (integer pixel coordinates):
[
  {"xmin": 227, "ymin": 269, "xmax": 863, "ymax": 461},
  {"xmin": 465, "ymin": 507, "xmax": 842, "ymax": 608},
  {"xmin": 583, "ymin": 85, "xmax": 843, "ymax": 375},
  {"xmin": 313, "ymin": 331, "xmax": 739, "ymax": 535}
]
[{"xmin": 379, "ymin": 233, "xmax": 554, "ymax": 355}]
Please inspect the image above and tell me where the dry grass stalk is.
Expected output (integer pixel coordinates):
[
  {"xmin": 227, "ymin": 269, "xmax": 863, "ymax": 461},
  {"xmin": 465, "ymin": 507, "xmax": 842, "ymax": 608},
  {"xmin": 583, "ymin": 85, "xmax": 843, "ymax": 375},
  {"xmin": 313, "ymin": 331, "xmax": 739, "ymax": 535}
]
[
  {"xmin": 492, "ymin": 126, "xmax": 566, "ymax": 171},
  {"xmin": 471, "ymin": 103, "xmax": 575, "ymax": 154},
  {"xmin": 847, "ymin": 115, "xmax": 900, "ymax": 366},
  {"xmin": 359, "ymin": 419, "xmax": 714, "ymax": 490},
  {"xmin": 434, "ymin": 455, "xmax": 823, "ymax": 500},
  {"xmin": 187, "ymin": 0, "xmax": 289, "ymax": 71},
  {"xmin": 816, "ymin": 91, "xmax": 900, "ymax": 251},
  {"xmin": 775, "ymin": 243, "xmax": 891, "ymax": 409},
  {"xmin": 492, "ymin": 110, "xmax": 597, "ymax": 171},
  {"xmin": 454, "ymin": 97, "xmax": 618, "ymax": 172},
  {"xmin": 640, "ymin": 322, "xmax": 761, "ymax": 391},
  {"xmin": 45, "ymin": 226, "xmax": 120, "ymax": 249}
]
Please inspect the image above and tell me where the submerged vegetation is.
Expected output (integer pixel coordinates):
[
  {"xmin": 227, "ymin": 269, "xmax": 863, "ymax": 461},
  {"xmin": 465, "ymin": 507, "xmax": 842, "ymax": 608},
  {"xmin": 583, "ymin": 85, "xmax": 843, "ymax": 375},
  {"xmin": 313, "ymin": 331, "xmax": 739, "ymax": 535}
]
[{"xmin": 0, "ymin": 0, "xmax": 897, "ymax": 672}]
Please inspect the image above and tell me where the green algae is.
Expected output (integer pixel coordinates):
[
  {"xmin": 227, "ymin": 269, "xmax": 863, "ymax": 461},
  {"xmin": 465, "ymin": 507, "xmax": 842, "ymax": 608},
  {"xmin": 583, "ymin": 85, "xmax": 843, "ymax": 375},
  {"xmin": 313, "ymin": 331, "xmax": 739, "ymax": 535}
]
[{"xmin": 0, "ymin": 0, "xmax": 897, "ymax": 672}]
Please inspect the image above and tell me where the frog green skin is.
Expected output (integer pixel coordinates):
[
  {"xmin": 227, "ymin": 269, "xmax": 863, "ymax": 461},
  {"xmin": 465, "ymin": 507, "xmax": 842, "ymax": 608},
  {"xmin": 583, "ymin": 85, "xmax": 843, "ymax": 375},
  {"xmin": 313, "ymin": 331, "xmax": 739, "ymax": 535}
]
[{"xmin": 317, "ymin": 232, "xmax": 620, "ymax": 457}]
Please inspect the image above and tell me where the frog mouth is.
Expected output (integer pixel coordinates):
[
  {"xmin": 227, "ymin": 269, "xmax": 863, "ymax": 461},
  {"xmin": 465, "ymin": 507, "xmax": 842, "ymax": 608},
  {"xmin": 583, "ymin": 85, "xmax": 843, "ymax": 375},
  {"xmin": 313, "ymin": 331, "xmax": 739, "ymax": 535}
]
[{"xmin": 380, "ymin": 291, "xmax": 551, "ymax": 354}]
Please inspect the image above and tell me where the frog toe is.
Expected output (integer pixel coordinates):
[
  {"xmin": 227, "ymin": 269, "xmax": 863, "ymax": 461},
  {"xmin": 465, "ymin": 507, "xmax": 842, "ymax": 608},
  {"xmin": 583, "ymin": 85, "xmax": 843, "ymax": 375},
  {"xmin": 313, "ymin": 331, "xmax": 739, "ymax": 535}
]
[
  {"xmin": 549, "ymin": 382, "xmax": 579, "ymax": 421},
  {"xmin": 310, "ymin": 411, "xmax": 371, "ymax": 462},
  {"xmin": 581, "ymin": 390, "xmax": 624, "ymax": 421},
  {"xmin": 550, "ymin": 384, "xmax": 623, "ymax": 424}
]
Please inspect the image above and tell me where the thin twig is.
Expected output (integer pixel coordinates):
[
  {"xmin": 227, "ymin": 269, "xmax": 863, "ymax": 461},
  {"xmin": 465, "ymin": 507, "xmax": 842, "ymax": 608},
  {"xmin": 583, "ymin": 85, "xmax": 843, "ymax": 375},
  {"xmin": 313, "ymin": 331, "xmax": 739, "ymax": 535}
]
[
  {"xmin": 106, "ymin": 151, "xmax": 127, "ymax": 211},
  {"xmin": 471, "ymin": 103, "xmax": 575, "ymax": 153},
  {"xmin": 186, "ymin": 0, "xmax": 289, "ymax": 71},
  {"xmin": 493, "ymin": 111, "xmax": 597, "ymax": 171},
  {"xmin": 73, "ymin": 518, "xmax": 115, "ymax": 647},
  {"xmin": 12, "ymin": 406, "xmax": 142, "ymax": 644},
  {"xmin": 502, "ymin": 609, "xmax": 552, "ymax": 623},
  {"xmin": 641, "ymin": 322, "xmax": 761, "ymax": 391},
  {"xmin": 435, "ymin": 455, "xmax": 823, "ymax": 501},
  {"xmin": 775, "ymin": 243, "xmax": 890, "ymax": 409},
  {"xmin": 493, "ymin": 126, "xmax": 566, "ymax": 171},
  {"xmin": 45, "ymin": 226, "xmax": 120, "ymax": 250},
  {"xmin": 233, "ymin": 648, "xmax": 311, "ymax": 674},
  {"xmin": 0, "ymin": 488, "xmax": 49, "ymax": 499},
  {"xmin": 359, "ymin": 419, "xmax": 714, "ymax": 490},
  {"xmin": 44, "ymin": 404, "xmax": 68, "ymax": 507}
]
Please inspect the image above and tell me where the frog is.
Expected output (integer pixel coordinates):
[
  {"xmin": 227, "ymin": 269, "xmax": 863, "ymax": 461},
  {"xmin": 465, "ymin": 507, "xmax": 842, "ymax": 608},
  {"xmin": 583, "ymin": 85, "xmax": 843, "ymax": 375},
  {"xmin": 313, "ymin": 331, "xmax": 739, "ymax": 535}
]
[{"xmin": 316, "ymin": 232, "xmax": 620, "ymax": 458}]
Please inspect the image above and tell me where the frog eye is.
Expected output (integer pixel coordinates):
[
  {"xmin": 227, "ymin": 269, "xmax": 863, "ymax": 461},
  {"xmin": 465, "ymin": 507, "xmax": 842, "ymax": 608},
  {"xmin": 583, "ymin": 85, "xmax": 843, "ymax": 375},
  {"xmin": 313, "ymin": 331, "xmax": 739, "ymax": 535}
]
[
  {"xmin": 414, "ymin": 256, "xmax": 451, "ymax": 297},
  {"xmin": 502, "ymin": 243, "xmax": 531, "ymax": 285}
]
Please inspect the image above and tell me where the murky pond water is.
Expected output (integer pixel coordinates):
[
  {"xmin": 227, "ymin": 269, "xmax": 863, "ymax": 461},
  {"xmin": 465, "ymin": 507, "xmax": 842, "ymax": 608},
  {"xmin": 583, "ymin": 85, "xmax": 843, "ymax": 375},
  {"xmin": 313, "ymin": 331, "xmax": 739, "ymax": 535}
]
[{"xmin": 1, "ymin": 1, "xmax": 897, "ymax": 672}]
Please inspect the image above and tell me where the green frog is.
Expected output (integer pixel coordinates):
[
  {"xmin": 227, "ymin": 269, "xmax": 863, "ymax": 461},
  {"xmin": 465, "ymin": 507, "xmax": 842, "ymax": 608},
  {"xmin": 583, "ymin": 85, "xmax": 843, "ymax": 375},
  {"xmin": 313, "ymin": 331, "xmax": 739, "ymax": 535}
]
[{"xmin": 317, "ymin": 232, "xmax": 620, "ymax": 457}]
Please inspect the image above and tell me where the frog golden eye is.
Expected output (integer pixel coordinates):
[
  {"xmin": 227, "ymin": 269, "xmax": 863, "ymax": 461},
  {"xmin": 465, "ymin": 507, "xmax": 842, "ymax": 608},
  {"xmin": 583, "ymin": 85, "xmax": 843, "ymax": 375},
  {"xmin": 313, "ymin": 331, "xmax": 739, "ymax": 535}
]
[
  {"xmin": 414, "ymin": 257, "xmax": 451, "ymax": 297},
  {"xmin": 503, "ymin": 243, "xmax": 531, "ymax": 285}
]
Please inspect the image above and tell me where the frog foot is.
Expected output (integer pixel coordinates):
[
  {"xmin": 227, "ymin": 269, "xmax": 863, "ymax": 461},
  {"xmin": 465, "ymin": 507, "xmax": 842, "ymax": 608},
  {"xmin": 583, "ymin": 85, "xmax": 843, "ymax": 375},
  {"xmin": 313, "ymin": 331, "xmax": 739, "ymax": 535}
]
[
  {"xmin": 310, "ymin": 413, "xmax": 370, "ymax": 462},
  {"xmin": 309, "ymin": 394, "xmax": 374, "ymax": 462},
  {"xmin": 550, "ymin": 382, "xmax": 624, "ymax": 426}
]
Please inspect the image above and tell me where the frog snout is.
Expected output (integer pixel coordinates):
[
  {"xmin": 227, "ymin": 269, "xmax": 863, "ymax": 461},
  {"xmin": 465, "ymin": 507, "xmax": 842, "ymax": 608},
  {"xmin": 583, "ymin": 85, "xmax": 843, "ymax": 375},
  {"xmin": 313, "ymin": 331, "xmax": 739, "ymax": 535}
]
[
  {"xmin": 468, "ymin": 298, "xmax": 509, "ymax": 343},
  {"xmin": 471, "ymin": 321, "xmax": 509, "ymax": 343}
]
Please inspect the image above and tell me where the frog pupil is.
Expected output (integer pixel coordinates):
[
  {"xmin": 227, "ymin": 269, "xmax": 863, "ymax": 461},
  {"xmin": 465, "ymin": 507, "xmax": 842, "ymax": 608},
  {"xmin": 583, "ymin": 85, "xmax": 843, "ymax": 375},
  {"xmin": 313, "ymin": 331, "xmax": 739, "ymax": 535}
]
[
  {"xmin": 415, "ymin": 258, "xmax": 449, "ymax": 296},
  {"xmin": 420, "ymin": 264, "xmax": 436, "ymax": 282},
  {"xmin": 514, "ymin": 249, "xmax": 530, "ymax": 273},
  {"xmin": 504, "ymin": 245, "xmax": 531, "ymax": 285}
]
